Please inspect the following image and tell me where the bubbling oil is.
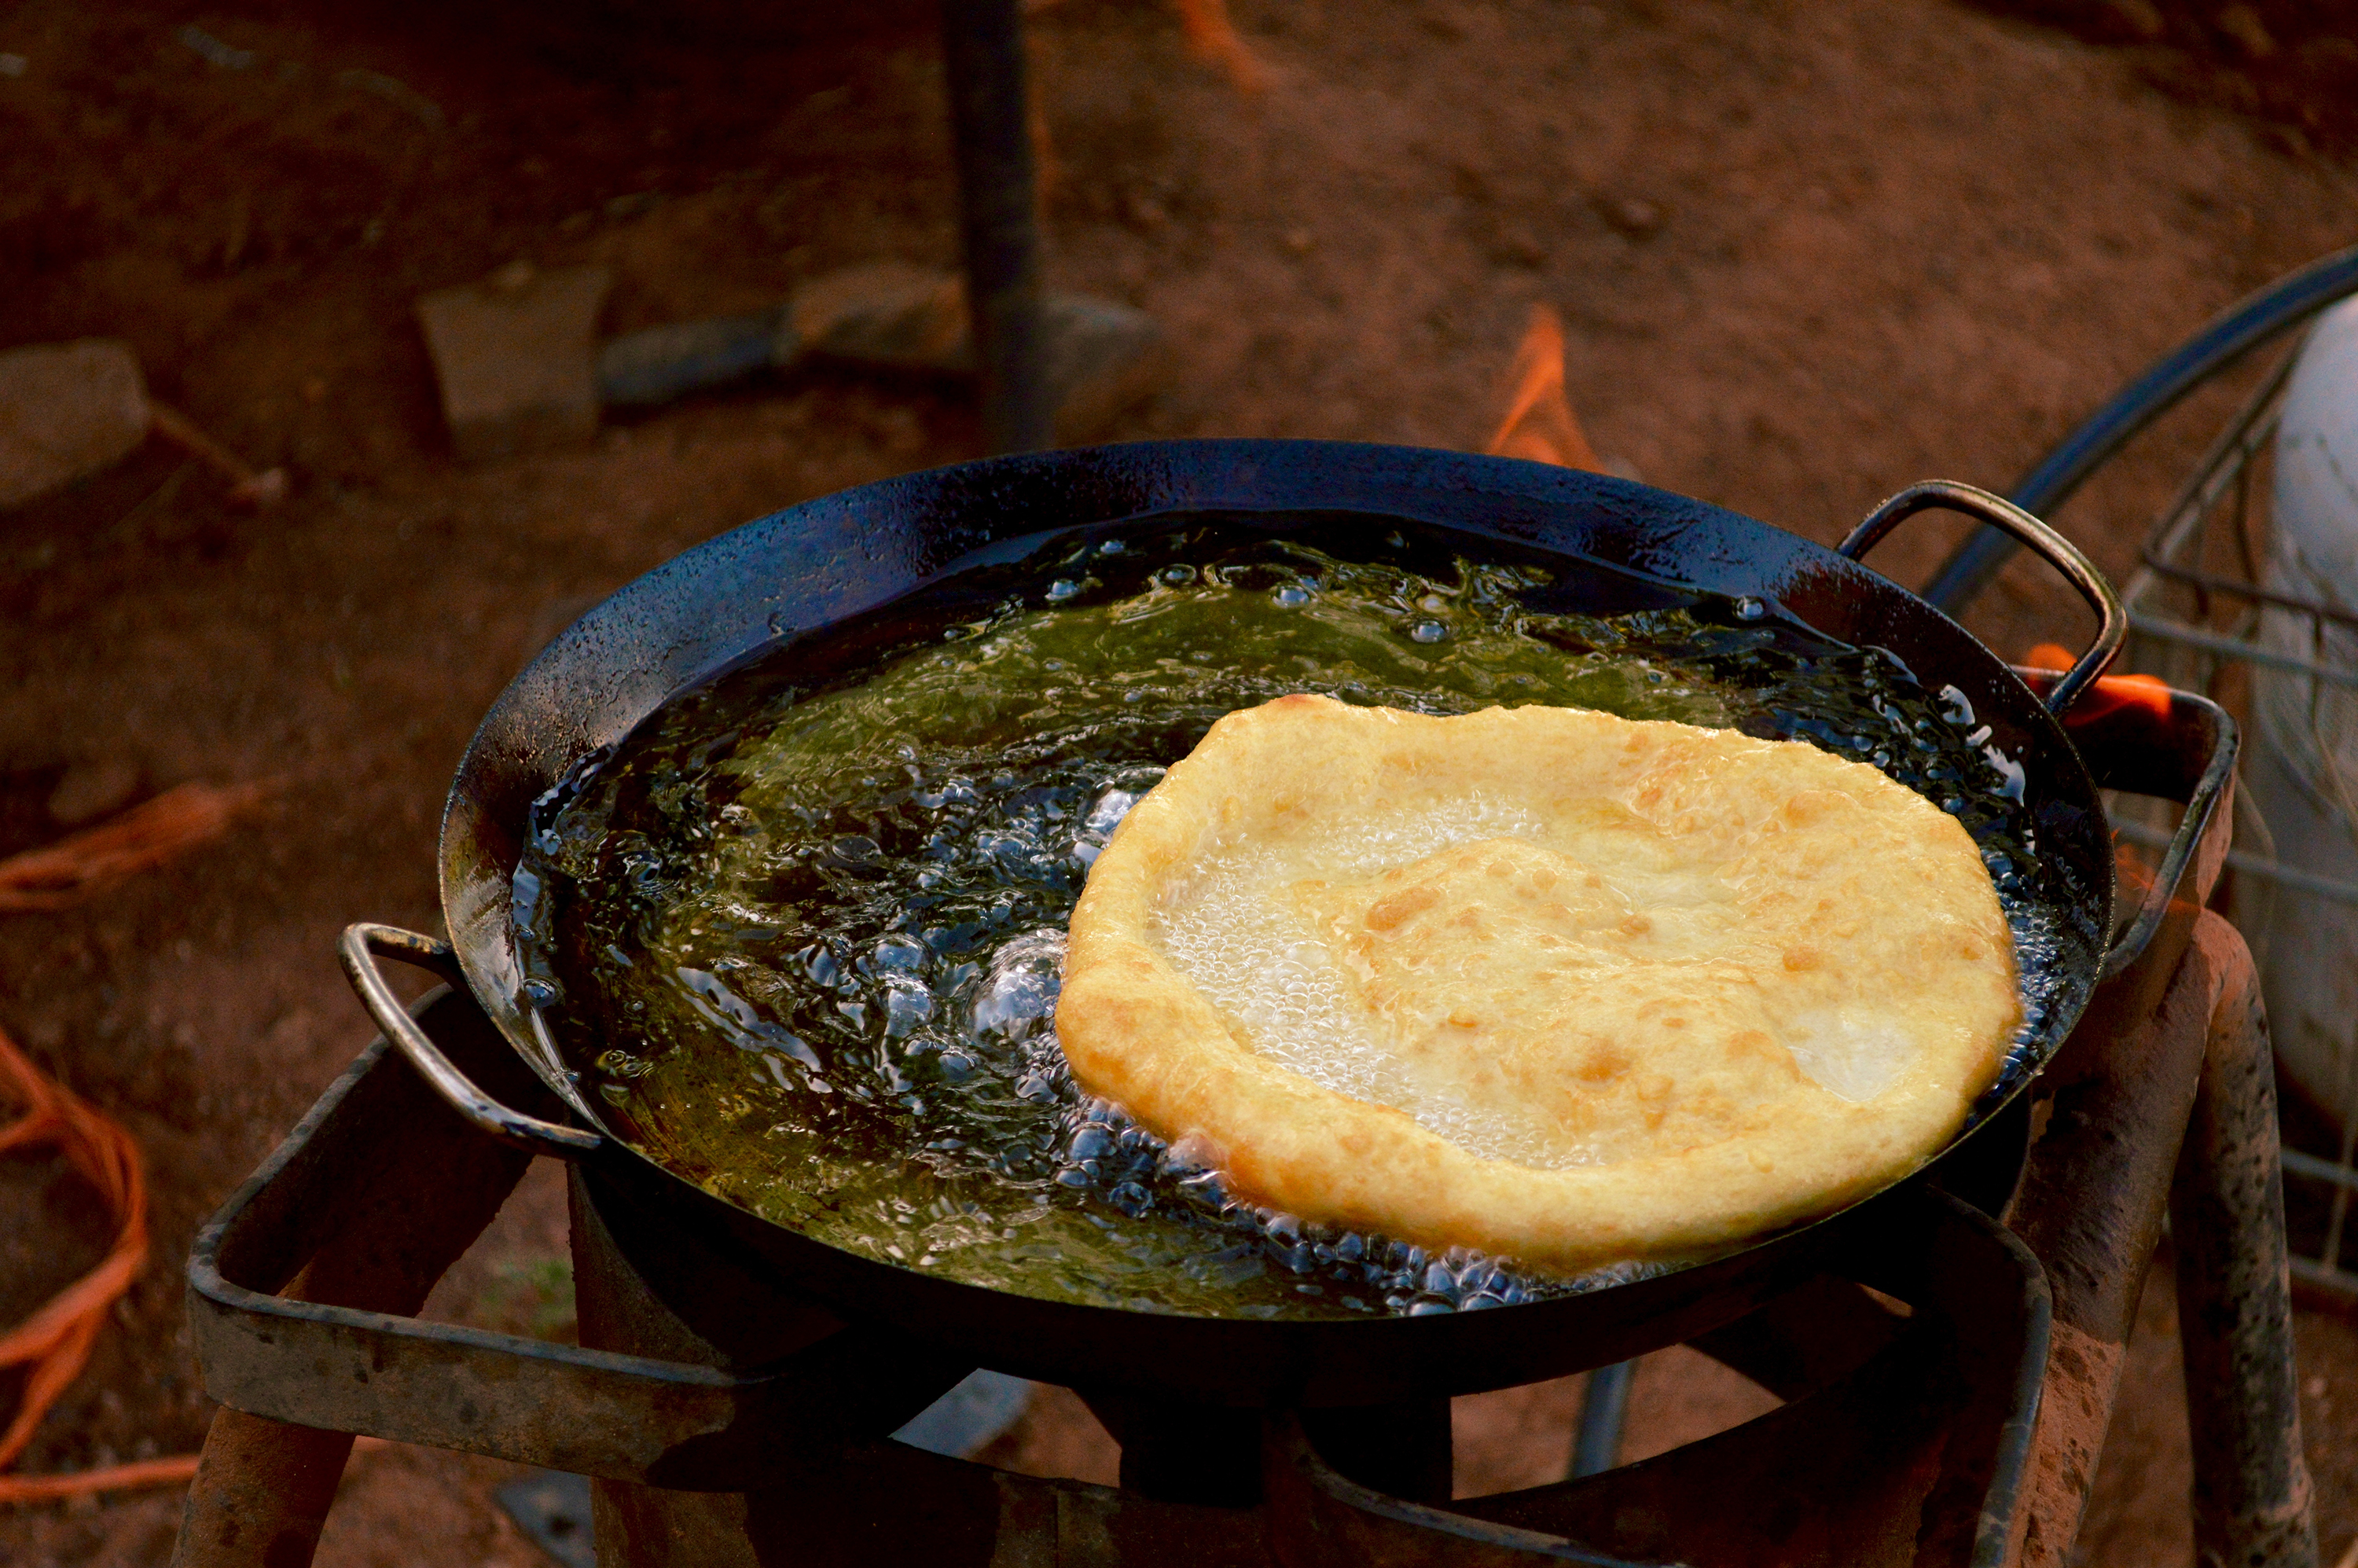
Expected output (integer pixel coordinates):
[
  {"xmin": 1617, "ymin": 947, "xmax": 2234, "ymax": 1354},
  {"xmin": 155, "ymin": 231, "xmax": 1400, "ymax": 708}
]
[{"xmin": 513, "ymin": 520, "xmax": 2088, "ymax": 1320}]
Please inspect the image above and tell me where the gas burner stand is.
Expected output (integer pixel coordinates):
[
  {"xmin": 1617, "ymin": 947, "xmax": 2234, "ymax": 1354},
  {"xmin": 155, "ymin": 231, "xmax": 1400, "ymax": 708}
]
[{"xmin": 166, "ymin": 684, "xmax": 2314, "ymax": 1568}]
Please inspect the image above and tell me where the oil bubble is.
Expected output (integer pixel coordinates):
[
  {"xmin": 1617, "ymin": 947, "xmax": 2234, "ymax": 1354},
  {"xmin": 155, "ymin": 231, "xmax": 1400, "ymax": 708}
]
[
  {"xmin": 1408, "ymin": 620, "xmax": 1449, "ymax": 644},
  {"xmin": 970, "ymin": 931, "xmax": 1064, "ymax": 1040},
  {"xmin": 872, "ymin": 935, "xmax": 928, "ymax": 973},
  {"xmin": 881, "ymin": 976, "xmax": 935, "ymax": 1037}
]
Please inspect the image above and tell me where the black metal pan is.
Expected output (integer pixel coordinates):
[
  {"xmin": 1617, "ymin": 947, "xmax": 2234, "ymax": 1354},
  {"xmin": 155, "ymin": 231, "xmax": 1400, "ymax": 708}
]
[{"xmin": 340, "ymin": 440, "xmax": 2212, "ymax": 1407}]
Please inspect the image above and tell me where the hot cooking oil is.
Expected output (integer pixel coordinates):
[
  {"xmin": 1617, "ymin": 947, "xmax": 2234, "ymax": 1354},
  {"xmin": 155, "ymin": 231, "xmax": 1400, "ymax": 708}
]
[{"xmin": 511, "ymin": 518, "xmax": 2083, "ymax": 1319}]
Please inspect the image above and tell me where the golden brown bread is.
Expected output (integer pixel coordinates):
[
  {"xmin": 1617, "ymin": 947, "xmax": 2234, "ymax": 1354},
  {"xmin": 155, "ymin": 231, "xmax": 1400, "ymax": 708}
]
[{"xmin": 1055, "ymin": 694, "xmax": 2019, "ymax": 1271}]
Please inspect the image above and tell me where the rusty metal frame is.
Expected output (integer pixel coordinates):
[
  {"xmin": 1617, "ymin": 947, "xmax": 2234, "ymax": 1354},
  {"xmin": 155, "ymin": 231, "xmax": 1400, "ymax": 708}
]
[
  {"xmin": 182, "ymin": 991, "xmax": 2053, "ymax": 1568},
  {"xmin": 1261, "ymin": 1188, "xmax": 2051, "ymax": 1568},
  {"xmin": 176, "ymin": 686, "xmax": 2308, "ymax": 1568},
  {"xmin": 2111, "ymin": 310, "xmax": 2358, "ymax": 1312},
  {"xmin": 2172, "ymin": 936, "xmax": 2319, "ymax": 1566},
  {"xmin": 182, "ymin": 991, "xmax": 973, "ymax": 1493},
  {"xmin": 174, "ymin": 931, "xmax": 2308, "ymax": 1568}
]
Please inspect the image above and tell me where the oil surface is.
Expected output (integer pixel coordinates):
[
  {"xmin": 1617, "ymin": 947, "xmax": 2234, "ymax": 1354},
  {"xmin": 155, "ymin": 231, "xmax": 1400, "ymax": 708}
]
[{"xmin": 513, "ymin": 518, "xmax": 2084, "ymax": 1319}]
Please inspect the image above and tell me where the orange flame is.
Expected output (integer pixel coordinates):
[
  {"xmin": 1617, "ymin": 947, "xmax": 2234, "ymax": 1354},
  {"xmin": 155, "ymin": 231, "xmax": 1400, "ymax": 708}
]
[
  {"xmin": 2022, "ymin": 643, "xmax": 2173, "ymax": 720},
  {"xmin": 1172, "ymin": 0, "xmax": 1271, "ymax": 92},
  {"xmin": 1485, "ymin": 306, "xmax": 1603, "ymax": 473}
]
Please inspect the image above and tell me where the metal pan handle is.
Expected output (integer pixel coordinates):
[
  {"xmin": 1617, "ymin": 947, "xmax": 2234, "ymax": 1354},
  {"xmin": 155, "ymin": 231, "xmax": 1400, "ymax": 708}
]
[
  {"xmin": 338, "ymin": 923, "xmax": 602, "ymax": 1159},
  {"xmin": 2099, "ymin": 692, "xmax": 2235, "ymax": 979},
  {"xmin": 1838, "ymin": 480, "xmax": 2125, "ymax": 718}
]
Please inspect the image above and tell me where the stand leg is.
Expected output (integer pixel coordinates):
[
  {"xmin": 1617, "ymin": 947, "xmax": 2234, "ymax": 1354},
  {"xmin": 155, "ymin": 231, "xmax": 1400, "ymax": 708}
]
[
  {"xmin": 939, "ymin": 0, "xmax": 1049, "ymax": 455},
  {"xmin": 1571, "ymin": 1361, "xmax": 1633, "ymax": 1479},
  {"xmin": 171, "ymin": 1137, "xmax": 530, "ymax": 1568},
  {"xmin": 1300, "ymin": 1400, "xmax": 1453, "ymax": 1505},
  {"xmin": 170, "ymin": 1416, "xmax": 356, "ymax": 1568},
  {"xmin": 171, "ymin": 998, "xmax": 539, "ymax": 1568},
  {"xmin": 2171, "ymin": 943, "xmax": 2318, "ymax": 1568}
]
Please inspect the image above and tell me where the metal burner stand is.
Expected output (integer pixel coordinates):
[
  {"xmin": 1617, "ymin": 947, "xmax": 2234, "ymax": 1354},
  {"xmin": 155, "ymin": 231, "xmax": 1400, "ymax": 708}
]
[
  {"xmin": 1928, "ymin": 241, "xmax": 2358, "ymax": 1316},
  {"xmin": 168, "ymin": 688, "xmax": 2312, "ymax": 1568}
]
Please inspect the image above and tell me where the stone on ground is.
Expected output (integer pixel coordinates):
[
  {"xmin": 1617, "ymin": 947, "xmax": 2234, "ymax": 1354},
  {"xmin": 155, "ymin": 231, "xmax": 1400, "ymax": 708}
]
[
  {"xmin": 416, "ymin": 263, "xmax": 611, "ymax": 462},
  {"xmin": 788, "ymin": 263, "xmax": 1162, "ymax": 439},
  {"xmin": 792, "ymin": 263, "xmax": 972, "ymax": 371},
  {"xmin": 1041, "ymin": 295, "xmax": 1163, "ymax": 444},
  {"xmin": 0, "ymin": 339, "xmax": 149, "ymax": 509}
]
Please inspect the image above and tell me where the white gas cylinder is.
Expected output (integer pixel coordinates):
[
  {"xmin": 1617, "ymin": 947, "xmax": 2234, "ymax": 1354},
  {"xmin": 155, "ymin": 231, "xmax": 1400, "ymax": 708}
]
[{"xmin": 2246, "ymin": 292, "xmax": 2358, "ymax": 1125}]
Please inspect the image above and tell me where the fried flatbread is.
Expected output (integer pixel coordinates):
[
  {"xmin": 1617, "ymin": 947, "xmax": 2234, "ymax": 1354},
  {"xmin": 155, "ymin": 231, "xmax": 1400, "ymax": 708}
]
[{"xmin": 1055, "ymin": 694, "xmax": 2018, "ymax": 1270}]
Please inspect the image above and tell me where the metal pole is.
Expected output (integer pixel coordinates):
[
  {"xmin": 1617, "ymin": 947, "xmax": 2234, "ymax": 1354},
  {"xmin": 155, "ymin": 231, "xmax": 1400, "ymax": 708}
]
[
  {"xmin": 2170, "ymin": 948, "xmax": 2319, "ymax": 1568},
  {"xmin": 1570, "ymin": 1360, "xmax": 1634, "ymax": 1478},
  {"xmin": 939, "ymin": 0, "xmax": 1051, "ymax": 455}
]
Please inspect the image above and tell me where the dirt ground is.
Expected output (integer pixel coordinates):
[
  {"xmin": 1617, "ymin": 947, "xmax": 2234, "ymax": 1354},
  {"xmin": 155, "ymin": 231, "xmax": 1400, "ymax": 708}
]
[{"xmin": 0, "ymin": 0, "xmax": 2353, "ymax": 1562}]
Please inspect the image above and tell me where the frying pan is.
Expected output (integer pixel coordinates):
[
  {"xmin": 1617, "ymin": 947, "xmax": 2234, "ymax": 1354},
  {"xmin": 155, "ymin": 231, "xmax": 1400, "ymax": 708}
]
[{"xmin": 340, "ymin": 440, "xmax": 2191, "ymax": 1408}]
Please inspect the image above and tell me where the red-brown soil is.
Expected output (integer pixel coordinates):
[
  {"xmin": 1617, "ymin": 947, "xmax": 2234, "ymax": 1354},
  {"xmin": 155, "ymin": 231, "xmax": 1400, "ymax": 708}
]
[
  {"xmin": 1967, "ymin": 0, "xmax": 2358, "ymax": 158},
  {"xmin": 1, "ymin": 0, "xmax": 2353, "ymax": 1562}
]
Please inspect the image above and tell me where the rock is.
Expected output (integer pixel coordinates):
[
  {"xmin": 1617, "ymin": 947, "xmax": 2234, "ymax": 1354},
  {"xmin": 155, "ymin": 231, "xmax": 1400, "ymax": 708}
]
[
  {"xmin": 792, "ymin": 263, "xmax": 973, "ymax": 372},
  {"xmin": 1595, "ymin": 193, "xmax": 1666, "ymax": 239},
  {"xmin": 416, "ymin": 263, "xmax": 611, "ymax": 462},
  {"xmin": 264, "ymin": 1008, "xmax": 314, "ymax": 1049},
  {"xmin": 46, "ymin": 758, "xmax": 142, "ymax": 828},
  {"xmin": 581, "ymin": 263, "xmax": 1162, "ymax": 442},
  {"xmin": 791, "ymin": 265, "xmax": 1162, "ymax": 439},
  {"xmin": 0, "ymin": 340, "xmax": 150, "ymax": 510},
  {"xmin": 593, "ymin": 264, "xmax": 968, "ymax": 409},
  {"xmin": 595, "ymin": 308, "xmax": 792, "ymax": 408},
  {"xmin": 1040, "ymin": 295, "xmax": 1165, "ymax": 444}
]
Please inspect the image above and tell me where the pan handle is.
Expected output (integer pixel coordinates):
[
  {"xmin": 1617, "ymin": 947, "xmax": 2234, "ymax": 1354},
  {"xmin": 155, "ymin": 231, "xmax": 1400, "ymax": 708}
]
[
  {"xmin": 1838, "ymin": 481, "xmax": 2125, "ymax": 718},
  {"xmin": 2099, "ymin": 696, "xmax": 2234, "ymax": 979},
  {"xmin": 338, "ymin": 923, "xmax": 602, "ymax": 1159}
]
